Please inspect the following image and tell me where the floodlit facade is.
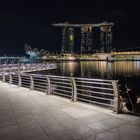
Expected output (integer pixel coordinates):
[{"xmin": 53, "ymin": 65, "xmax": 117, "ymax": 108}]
[{"xmin": 53, "ymin": 22, "xmax": 114, "ymax": 54}]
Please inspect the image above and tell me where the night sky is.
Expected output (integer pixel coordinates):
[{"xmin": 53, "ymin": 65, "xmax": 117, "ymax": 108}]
[{"xmin": 0, "ymin": 0, "xmax": 140, "ymax": 55}]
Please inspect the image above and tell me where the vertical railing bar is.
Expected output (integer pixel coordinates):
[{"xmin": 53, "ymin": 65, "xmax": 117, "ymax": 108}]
[
  {"xmin": 112, "ymin": 80, "xmax": 120, "ymax": 114},
  {"xmin": 30, "ymin": 74, "xmax": 34, "ymax": 90},
  {"xmin": 71, "ymin": 77, "xmax": 77, "ymax": 102},
  {"xmin": 46, "ymin": 75, "xmax": 51, "ymax": 95},
  {"xmin": 18, "ymin": 74, "xmax": 21, "ymax": 87},
  {"xmin": 2, "ymin": 73, "xmax": 5, "ymax": 82},
  {"xmin": 9, "ymin": 73, "xmax": 13, "ymax": 84}
]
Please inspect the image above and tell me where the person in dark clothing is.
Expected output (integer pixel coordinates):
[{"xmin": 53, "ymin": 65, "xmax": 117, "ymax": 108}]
[{"xmin": 120, "ymin": 82, "xmax": 137, "ymax": 112}]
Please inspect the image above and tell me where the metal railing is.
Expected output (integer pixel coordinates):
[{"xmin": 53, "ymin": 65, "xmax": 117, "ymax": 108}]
[
  {"xmin": 0, "ymin": 73, "xmax": 120, "ymax": 113},
  {"xmin": 49, "ymin": 75, "xmax": 73, "ymax": 98},
  {"xmin": 0, "ymin": 63, "xmax": 57, "ymax": 73},
  {"xmin": 32, "ymin": 74, "xmax": 48, "ymax": 92}
]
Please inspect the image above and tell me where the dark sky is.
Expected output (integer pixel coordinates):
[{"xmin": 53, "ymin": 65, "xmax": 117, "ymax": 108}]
[{"xmin": 0, "ymin": 0, "xmax": 140, "ymax": 55}]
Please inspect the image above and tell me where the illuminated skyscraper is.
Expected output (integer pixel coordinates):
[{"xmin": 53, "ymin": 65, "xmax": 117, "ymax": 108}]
[
  {"xmin": 53, "ymin": 22, "xmax": 114, "ymax": 54},
  {"xmin": 62, "ymin": 26, "xmax": 74, "ymax": 54},
  {"xmin": 100, "ymin": 25, "xmax": 113, "ymax": 53},
  {"xmin": 81, "ymin": 26, "xmax": 93, "ymax": 54}
]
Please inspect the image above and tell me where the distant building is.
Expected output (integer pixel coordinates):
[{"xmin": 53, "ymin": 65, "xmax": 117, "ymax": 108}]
[
  {"xmin": 24, "ymin": 44, "xmax": 47, "ymax": 59},
  {"xmin": 81, "ymin": 26, "xmax": 93, "ymax": 54},
  {"xmin": 100, "ymin": 25, "xmax": 113, "ymax": 53},
  {"xmin": 53, "ymin": 22, "xmax": 114, "ymax": 54},
  {"xmin": 62, "ymin": 26, "xmax": 74, "ymax": 54}
]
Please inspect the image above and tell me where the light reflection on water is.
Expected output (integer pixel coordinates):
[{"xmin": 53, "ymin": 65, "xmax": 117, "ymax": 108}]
[{"xmin": 45, "ymin": 61, "xmax": 140, "ymax": 80}]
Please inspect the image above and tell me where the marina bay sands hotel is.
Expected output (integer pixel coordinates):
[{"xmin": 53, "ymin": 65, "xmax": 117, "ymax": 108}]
[{"xmin": 52, "ymin": 22, "xmax": 114, "ymax": 54}]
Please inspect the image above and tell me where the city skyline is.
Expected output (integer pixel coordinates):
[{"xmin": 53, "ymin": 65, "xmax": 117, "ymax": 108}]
[{"xmin": 0, "ymin": 0, "xmax": 139, "ymax": 55}]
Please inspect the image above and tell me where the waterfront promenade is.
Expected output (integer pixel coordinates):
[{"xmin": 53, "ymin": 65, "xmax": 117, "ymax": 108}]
[{"xmin": 0, "ymin": 82, "xmax": 140, "ymax": 140}]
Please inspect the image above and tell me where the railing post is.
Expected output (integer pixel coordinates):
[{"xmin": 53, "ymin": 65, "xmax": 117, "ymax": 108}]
[
  {"xmin": 2, "ymin": 74, "xmax": 5, "ymax": 82},
  {"xmin": 18, "ymin": 74, "xmax": 21, "ymax": 87},
  {"xmin": 25, "ymin": 66, "xmax": 27, "ymax": 72},
  {"xmin": 112, "ymin": 81, "xmax": 120, "ymax": 114},
  {"xmin": 46, "ymin": 75, "xmax": 51, "ymax": 95},
  {"xmin": 18, "ymin": 67, "xmax": 20, "ymax": 73},
  {"xmin": 71, "ymin": 77, "xmax": 77, "ymax": 102},
  {"xmin": 10, "ymin": 67, "xmax": 12, "ymax": 73},
  {"xmin": 30, "ymin": 75, "xmax": 34, "ymax": 90},
  {"xmin": 9, "ymin": 73, "xmax": 13, "ymax": 84}
]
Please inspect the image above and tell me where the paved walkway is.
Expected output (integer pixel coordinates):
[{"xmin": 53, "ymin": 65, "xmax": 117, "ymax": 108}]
[{"xmin": 0, "ymin": 82, "xmax": 140, "ymax": 140}]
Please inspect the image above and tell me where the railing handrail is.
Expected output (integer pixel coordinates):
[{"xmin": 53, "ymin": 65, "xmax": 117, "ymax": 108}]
[
  {"xmin": 0, "ymin": 63, "xmax": 57, "ymax": 74},
  {"xmin": 48, "ymin": 74, "xmax": 118, "ymax": 82},
  {"xmin": 1, "ymin": 72, "xmax": 118, "ymax": 83}
]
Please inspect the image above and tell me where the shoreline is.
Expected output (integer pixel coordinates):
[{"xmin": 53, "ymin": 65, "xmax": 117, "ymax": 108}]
[{"xmin": 42, "ymin": 53, "xmax": 140, "ymax": 62}]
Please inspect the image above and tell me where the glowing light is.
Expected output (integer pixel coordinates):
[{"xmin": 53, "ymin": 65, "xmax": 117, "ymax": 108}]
[{"xmin": 70, "ymin": 35, "xmax": 74, "ymax": 41}]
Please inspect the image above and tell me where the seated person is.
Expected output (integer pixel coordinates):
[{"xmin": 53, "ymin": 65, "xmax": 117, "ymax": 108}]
[
  {"xmin": 120, "ymin": 82, "xmax": 137, "ymax": 112},
  {"xmin": 136, "ymin": 96, "xmax": 140, "ymax": 113}
]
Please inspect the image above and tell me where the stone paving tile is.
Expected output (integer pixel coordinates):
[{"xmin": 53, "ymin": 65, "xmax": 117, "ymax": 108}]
[
  {"xmin": 68, "ymin": 124, "xmax": 95, "ymax": 140},
  {"xmin": 30, "ymin": 106, "xmax": 48, "ymax": 113},
  {"xmin": 87, "ymin": 116, "xmax": 129, "ymax": 133},
  {"xmin": 13, "ymin": 109, "xmax": 30, "ymax": 117},
  {"xmin": 88, "ymin": 120, "xmax": 112, "ymax": 133},
  {"xmin": 93, "ymin": 112, "xmax": 113, "ymax": 121},
  {"xmin": 119, "ymin": 123, "xmax": 140, "ymax": 140},
  {"xmin": 10, "ymin": 104, "xmax": 30, "ymax": 112},
  {"xmin": 28, "ymin": 135, "xmax": 50, "ymax": 140},
  {"xmin": 54, "ymin": 112, "xmax": 74, "ymax": 121},
  {"xmin": 95, "ymin": 131, "xmax": 119, "ymax": 140},
  {"xmin": 100, "ymin": 117, "xmax": 129, "ymax": 128},
  {"xmin": 44, "ymin": 105, "xmax": 62, "ymax": 112},
  {"xmin": 62, "ymin": 107, "xmax": 94, "ymax": 118},
  {"xmin": 48, "ymin": 130, "xmax": 76, "ymax": 140},
  {"xmin": 0, "ymin": 82, "xmax": 140, "ymax": 140},
  {"xmin": 31, "ymin": 111, "xmax": 50, "ymax": 120},
  {"xmin": 15, "ymin": 113, "xmax": 35, "ymax": 124},
  {"xmin": 0, "ymin": 125, "xmax": 20, "ymax": 137},
  {"xmin": 110, "ymin": 113, "xmax": 140, "ymax": 121},
  {"xmin": 77, "ymin": 114, "xmax": 100, "ymax": 125},
  {"xmin": 0, "ymin": 132, "xmax": 24, "ymax": 140},
  {"xmin": 129, "ymin": 119, "xmax": 140, "ymax": 126},
  {"xmin": 0, "ymin": 108, "xmax": 11, "ymax": 115},
  {"xmin": 0, "ymin": 116, "xmax": 17, "ymax": 128},
  {"xmin": 37, "ymin": 117, "xmax": 67, "ymax": 133},
  {"xmin": 19, "ymin": 120, "xmax": 49, "ymax": 140},
  {"xmin": 47, "ymin": 109, "xmax": 65, "ymax": 117},
  {"xmin": 58, "ymin": 117, "xmax": 83, "ymax": 129},
  {"xmin": 0, "ymin": 110, "xmax": 14, "ymax": 118},
  {"xmin": 84, "ymin": 135, "xmax": 96, "ymax": 140}
]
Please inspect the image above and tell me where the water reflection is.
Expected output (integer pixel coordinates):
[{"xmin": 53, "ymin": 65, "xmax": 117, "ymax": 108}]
[
  {"xmin": 113, "ymin": 61, "xmax": 140, "ymax": 76},
  {"xmin": 52, "ymin": 61, "xmax": 140, "ymax": 80}
]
